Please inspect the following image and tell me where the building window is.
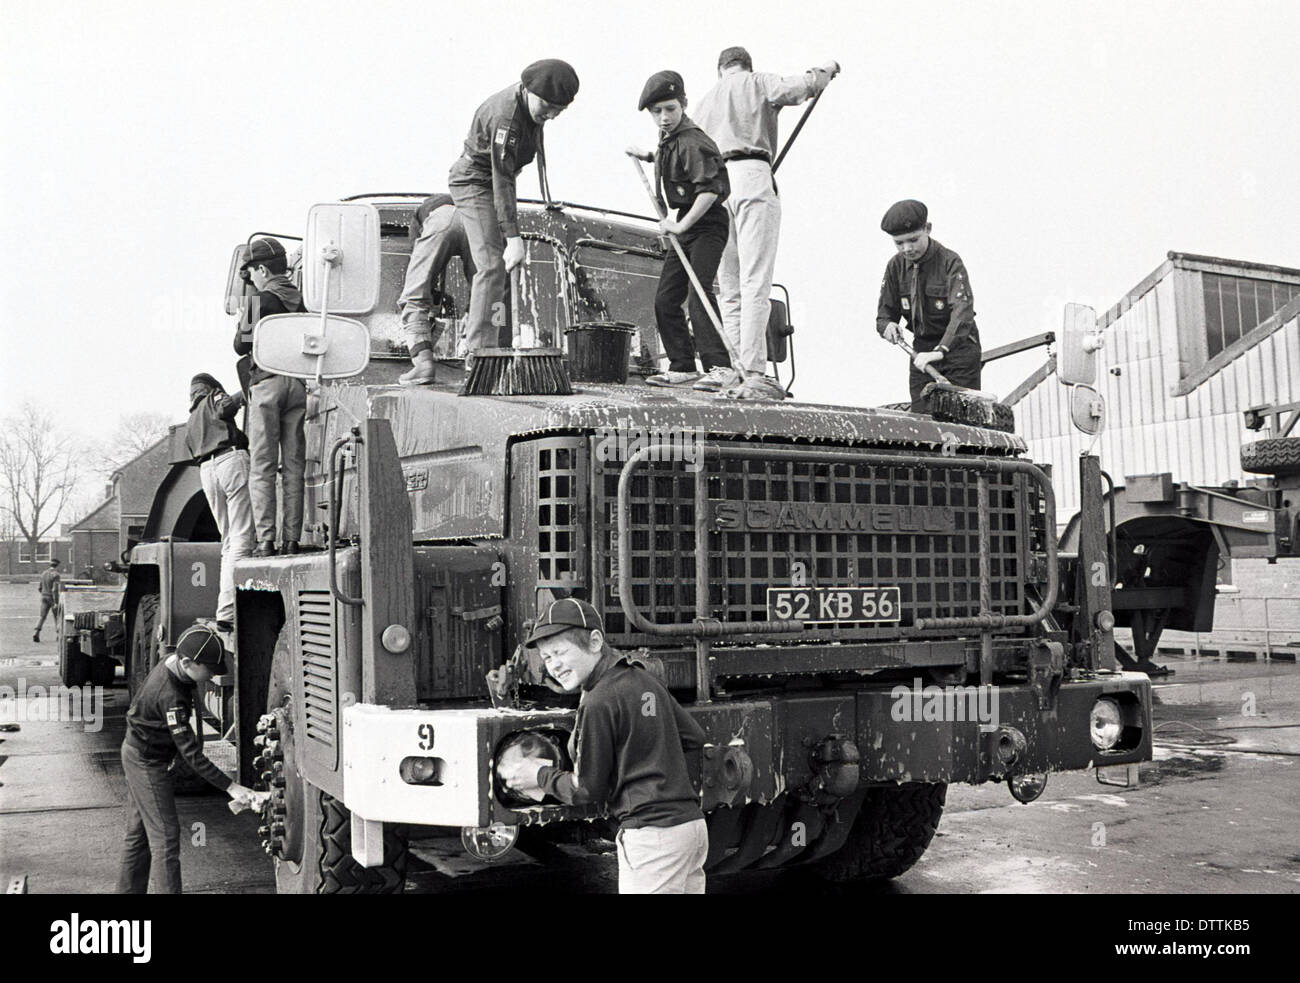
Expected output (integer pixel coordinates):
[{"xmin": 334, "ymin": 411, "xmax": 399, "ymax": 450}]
[
  {"xmin": 18, "ymin": 542, "xmax": 52, "ymax": 563},
  {"xmin": 1201, "ymin": 273, "xmax": 1300, "ymax": 358}
]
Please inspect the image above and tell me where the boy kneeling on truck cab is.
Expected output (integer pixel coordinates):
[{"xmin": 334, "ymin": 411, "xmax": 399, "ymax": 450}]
[{"xmin": 498, "ymin": 598, "xmax": 710, "ymax": 894}]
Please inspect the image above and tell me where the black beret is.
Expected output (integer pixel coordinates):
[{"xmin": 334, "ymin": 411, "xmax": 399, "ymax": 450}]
[
  {"xmin": 521, "ymin": 59, "xmax": 580, "ymax": 106},
  {"xmin": 881, "ymin": 199, "xmax": 928, "ymax": 235},
  {"xmin": 638, "ymin": 70, "xmax": 685, "ymax": 111},
  {"xmin": 191, "ymin": 373, "xmax": 224, "ymax": 391}
]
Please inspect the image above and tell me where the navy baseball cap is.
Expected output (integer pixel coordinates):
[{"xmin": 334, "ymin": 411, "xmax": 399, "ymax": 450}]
[
  {"xmin": 524, "ymin": 598, "xmax": 604, "ymax": 647},
  {"xmin": 175, "ymin": 624, "xmax": 228, "ymax": 674}
]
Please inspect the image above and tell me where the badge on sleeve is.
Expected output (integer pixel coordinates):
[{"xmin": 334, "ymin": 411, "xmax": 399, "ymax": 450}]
[
  {"xmin": 166, "ymin": 709, "xmax": 180, "ymax": 727},
  {"xmin": 901, "ymin": 298, "xmax": 910, "ymax": 311}
]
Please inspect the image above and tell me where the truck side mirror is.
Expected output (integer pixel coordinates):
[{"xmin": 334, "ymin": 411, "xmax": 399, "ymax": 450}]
[
  {"xmin": 225, "ymin": 244, "xmax": 250, "ymax": 316},
  {"xmin": 766, "ymin": 298, "xmax": 792, "ymax": 363},
  {"xmin": 1058, "ymin": 302, "xmax": 1102, "ymax": 386},
  {"xmin": 1068, "ymin": 382, "xmax": 1106, "ymax": 436},
  {"xmin": 302, "ymin": 202, "xmax": 382, "ymax": 314},
  {"xmin": 253, "ymin": 313, "xmax": 370, "ymax": 380}
]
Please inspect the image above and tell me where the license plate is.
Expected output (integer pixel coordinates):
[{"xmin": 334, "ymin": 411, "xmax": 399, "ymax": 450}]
[{"xmin": 766, "ymin": 586, "xmax": 901, "ymax": 624}]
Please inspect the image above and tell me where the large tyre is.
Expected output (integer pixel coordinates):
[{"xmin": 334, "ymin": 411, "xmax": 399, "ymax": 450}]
[
  {"xmin": 1240, "ymin": 436, "xmax": 1300, "ymax": 476},
  {"xmin": 816, "ymin": 782, "xmax": 947, "ymax": 883},
  {"xmin": 60, "ymin": 638, "xmax": 90, "ymax": 688},
  {"xmin": 261, "ymin": 626, "xmax": 408, "ymax": 894},
  {"xmin": 128, "ymin": 594, "xmax": 160, "ymax": 698}
]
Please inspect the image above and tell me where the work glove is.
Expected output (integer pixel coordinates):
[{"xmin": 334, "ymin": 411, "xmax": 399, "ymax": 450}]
[{"xmin": 881, "ymin": 322, "xmax": 904, "ymax": 345}]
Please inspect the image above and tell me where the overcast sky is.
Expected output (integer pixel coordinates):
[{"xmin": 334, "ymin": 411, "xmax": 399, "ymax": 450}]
[{"xmin": 3, "ymin": 0, "xmax": 1299, "ymax": 474}]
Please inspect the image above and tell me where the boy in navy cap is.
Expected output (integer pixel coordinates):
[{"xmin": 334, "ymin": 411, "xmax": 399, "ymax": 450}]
[
  {"xmin": 498, "ymin": 597, "xmax": 709, "ymax": 893},
  {"xmin": 628, "ymin": 70, "xmax": 732, "ymax": 389},
  {"xmin": 116, "ymin": 624, "xmax": 258, "ymax": 892},
  {"xmin": 448, "ymin": 59, "xmax": 579, "ymax": 363},
  {"xmin": 233, "ymin": 237, "xmax": 307, "ymax": 556},
  {"xmin": 875, "ymin": 199, "xmax": 982, "ymax": 413}
]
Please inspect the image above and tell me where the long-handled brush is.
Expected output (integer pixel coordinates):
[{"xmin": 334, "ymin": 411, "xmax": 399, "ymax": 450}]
[
  {"xmin": 458, "ymin": 257, "xmax": 573, "ymax": 396},
  {"xmin": 891, "ymin": 336, "xmax": 1014, "ymax": 431},
  {"xmin": 460, "ymin": 347, "xmax": 574, "ymax": 396},
  {"xmin": 628, "ymin": 155, "xmax": 759, "ymax": 388}
]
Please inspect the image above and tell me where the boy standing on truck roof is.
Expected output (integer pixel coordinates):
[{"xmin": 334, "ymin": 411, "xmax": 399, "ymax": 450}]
[
  {"xmin": 233, "ymin": 237, "xmax": 308, "ymax": 557},
  {"xmin": 449, "ymin": 59, "xmax": 579, "ymax": 364},
  {"xmin": 397, "ymin": 194, "xmax": 477, "ymax": 385},
  {"xmin": 628, "ymin": 70, "xmax": 733, "ymax": 390},
  {"xmin": 693, "ymin": 46, "xmax": 839, "ymax": 399},
  {"xmin": 32, "ymin": 557, "xmax": 61, "ymax": 643},
  {"xmin": 116, "ymin": 624, "xmax": 258, "ymax": 893},
  {"xmin": 498, "ymin": 598, "xmax": 710, "ymax": 894},
  {"xmin": 183, "ymin": 373, "xmax": 254, "ymax": 633},
  {"xmin": 875, "ymin": 199, "xmax": 982, "ymax": 414}
]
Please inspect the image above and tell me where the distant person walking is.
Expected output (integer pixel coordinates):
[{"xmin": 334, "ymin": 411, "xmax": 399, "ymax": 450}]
[{"xmin": 32, "ymin": 557, "xmax": 61, "ymax": 642}]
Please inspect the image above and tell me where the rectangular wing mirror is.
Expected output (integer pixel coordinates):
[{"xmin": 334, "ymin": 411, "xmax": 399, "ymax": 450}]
[
  {"xmin": 225, "ymin": 244, "xmax": 250, "ymax": 316},
  {"xmin": 766, "ymin": 298, "xmax": 792, "ymax": 363},
  {"xmin": 1059, "ymin": 302, "xmax": 1102, "ymax": 386},
  {"xmin": 302, "ymin": 203, "xmax": 382, "ymax": 314},
  {"xmin": 253, "ymin": 313, "xmax": 369, "ymax": 380}
]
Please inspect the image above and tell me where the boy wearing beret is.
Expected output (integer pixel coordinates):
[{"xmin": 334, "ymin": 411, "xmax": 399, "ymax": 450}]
[
  {"xmin": 628, "ymin": 70, "xmax": 733, "ymax": 388},
  {"xmin": 876, "ymin": 199, "xmax": 982, "ymax": 413},
  {"xmin": 498, "ymin": 598, "xmax": 709, "ymax": 894},
  {"xmin": 449, "ymin": 59, "xmax": 579, "ymax": 362}
]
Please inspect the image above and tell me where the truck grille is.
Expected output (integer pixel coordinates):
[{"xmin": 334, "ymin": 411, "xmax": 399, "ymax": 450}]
[
  {"xmin": 297, "ymin": 590, "xmax": 337, "ymax": 754},
  {"xmin": 593, "ymin": 445, "xmax": 1030, "ymax": 646}
]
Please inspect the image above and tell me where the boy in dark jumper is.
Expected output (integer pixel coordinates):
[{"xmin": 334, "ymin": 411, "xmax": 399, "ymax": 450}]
[
  {"xmin": 498, "ymin": 598, "xmax": 709, "ymax": 894},
  {"xmin": 627, "ymin": 70, "xmax": 733, "ymax": 389}
]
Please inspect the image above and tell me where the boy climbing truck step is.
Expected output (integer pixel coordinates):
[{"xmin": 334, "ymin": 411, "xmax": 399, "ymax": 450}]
[{"xmin": 125, "ymin": 195, "xmax": 1151, "ymax": 893}]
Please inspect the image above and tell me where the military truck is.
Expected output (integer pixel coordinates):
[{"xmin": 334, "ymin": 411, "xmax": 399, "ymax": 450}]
[{"xmin": 128, "ymin": 194, "xmax": 1152, "ymax": 893}]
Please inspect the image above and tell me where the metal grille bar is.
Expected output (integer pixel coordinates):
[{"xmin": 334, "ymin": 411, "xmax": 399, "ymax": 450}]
[{"xmin": 594, "ymin": 443, "xmax": 1055, "ymax": 646}]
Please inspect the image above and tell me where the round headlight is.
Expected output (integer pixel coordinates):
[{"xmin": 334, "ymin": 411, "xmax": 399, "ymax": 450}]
[
  {"xmin": 461, "ymin": 823, "xmax": 519, "ymax": 862},
  {"xmin": 399, "ymin": 756, "xmax": 442, "ymax": 785},
  {"xmin": 1090, "ymin": 697, "xmax": 1123, "ymax": 750}
]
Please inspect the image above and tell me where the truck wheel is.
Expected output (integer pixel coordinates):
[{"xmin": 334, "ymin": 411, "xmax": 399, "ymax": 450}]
[
  {"xmin": 128, "ymin": 594, "xmax": 160, "ymax": 698},
  {"xmin": 816, "ymin": 782, "xmax": 947, "ymax": 883},
  {"xmin": 60, "ymin": 638, "xmax": 90, "ymax": 688},
  {"xmin": 260, "ymin": 627, "xmax": 408, "ymax": 894},
  {"xmin": 1240, "ymin": 436, "xmax": 1300, "ymax": 476}
]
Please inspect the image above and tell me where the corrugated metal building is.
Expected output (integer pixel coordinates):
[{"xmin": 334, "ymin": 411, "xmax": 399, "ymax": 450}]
[{"xmin": 1009, "ymin": 252, "xmax": 1300, "ymax": 522}]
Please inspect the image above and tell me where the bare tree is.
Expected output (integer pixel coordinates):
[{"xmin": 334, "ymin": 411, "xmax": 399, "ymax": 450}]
[
  {"xmin": 0, "ymin": 402, "xmax": 81, "ymax": 551},
  {"xmin": 92, "ymin": 411, "xmax": 174, "ymax": 477}
]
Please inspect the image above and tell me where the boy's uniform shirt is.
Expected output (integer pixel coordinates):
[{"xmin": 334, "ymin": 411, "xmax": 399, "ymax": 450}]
[
  {"xmin": 654, "ymin": 116, "xmax": 730, "ymax": 221},
  {"xmin": 875, "ymin": 238, "xmax": 979, "ymax": 353},
  {"xmin": 123, "ymin": 659, "xmax": 233, "ymax": 791},
  {"xmin": 448, "ymin": 84, "xmax": 542, "ymax": 239},
  {"xmin": 183, "ymin": 388, "xmax": 247, "ymax": 462},
  {"xmin": 233, "ymin": 274, "xmax": 305, "ymax": 391},
  {"xmin": 536, "ymin": 649, "xmax": 706, "ymax": 829}
]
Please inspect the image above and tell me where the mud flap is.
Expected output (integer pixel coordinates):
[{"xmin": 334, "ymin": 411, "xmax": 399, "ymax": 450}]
[{"xmin": 351, "ymin": 812, "xmax": 386, "ymax": 868}]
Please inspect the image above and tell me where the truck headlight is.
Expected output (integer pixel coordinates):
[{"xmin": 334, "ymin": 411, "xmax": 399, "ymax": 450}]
[{"xmin": 1089, "ymin": 698, "xmax": 1122, "ymax": 750}]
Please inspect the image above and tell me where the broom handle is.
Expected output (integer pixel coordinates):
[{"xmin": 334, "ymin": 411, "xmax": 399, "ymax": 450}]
[
  {"xmin": 892, "ymin": 334, "xmax": 951, "ymax": 385},
  {"xmin": 629, "ymin": 156, "xmax": 744, "ymax": 372}
]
